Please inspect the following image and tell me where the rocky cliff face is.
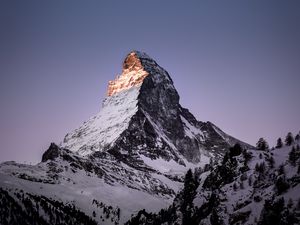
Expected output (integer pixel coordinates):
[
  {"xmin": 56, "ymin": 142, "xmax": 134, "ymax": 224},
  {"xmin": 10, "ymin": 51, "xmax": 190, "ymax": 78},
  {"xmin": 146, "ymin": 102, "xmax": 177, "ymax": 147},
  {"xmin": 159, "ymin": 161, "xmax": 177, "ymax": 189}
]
[{"xmin": 62, "ymin": 50, "xmax": 251, "ymax": 164}]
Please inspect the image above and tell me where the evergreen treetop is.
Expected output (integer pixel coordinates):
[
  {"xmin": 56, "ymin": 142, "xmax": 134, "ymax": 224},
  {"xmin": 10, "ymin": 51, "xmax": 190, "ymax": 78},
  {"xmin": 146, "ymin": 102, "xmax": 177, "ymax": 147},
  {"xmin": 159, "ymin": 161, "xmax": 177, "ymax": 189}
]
[
  {"xmin": 256, "ymin": 138, "xmax": 269, "ymax": 151},
  {"xmin": 285, "ymin": 132, "xmax": 294, "ymax": 146}
]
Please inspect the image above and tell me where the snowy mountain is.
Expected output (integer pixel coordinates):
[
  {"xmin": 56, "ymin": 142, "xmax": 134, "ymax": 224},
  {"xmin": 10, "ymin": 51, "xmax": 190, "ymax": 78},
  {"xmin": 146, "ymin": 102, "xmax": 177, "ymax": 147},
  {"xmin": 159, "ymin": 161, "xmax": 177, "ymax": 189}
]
[
  {"xmin": 62, "ymin": 51, "xmax": 251, "ymax": 161},
  {"xmin": 126, "ymin": 138, "xmax": 300, "ymax": 225},
  {"xmin": 0, "ymin": 51, "xmax": 254, "ymax": 225}
]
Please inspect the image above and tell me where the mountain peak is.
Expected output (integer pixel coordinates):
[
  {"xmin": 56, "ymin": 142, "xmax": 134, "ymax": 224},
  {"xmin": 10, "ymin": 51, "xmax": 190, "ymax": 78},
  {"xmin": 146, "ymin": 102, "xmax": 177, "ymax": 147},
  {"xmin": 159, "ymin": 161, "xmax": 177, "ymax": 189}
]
[
  {"xmin": 107, "ymin": 51, "xmax": 152, "ymax": 96},
  {"xmin": 63, "ymin": 51, "xmax": 251, "ymax": 161}
]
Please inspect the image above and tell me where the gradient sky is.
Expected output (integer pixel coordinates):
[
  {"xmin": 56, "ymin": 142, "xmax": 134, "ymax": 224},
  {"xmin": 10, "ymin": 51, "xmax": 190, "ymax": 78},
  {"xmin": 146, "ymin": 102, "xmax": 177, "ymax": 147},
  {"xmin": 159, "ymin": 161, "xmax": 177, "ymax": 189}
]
[{"xmin": 0, "ymin": 1, "xmax": 299, "ymax": 163}]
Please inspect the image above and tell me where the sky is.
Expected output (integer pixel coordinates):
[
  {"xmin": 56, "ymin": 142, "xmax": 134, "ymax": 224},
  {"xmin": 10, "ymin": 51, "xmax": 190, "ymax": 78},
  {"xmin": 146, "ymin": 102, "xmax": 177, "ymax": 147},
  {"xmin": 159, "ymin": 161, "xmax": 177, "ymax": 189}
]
[{"xmin": 0, "ymin": 0, "xmax": 299, "ymax": 163}]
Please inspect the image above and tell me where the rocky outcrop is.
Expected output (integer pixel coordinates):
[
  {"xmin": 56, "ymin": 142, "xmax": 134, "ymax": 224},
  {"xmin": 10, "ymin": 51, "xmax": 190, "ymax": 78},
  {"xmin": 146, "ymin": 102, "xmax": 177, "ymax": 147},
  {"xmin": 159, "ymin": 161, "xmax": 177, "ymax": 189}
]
[
  {"xmin": 41, "ymin": 143, "xmax": 61, "ymax": 162},
  {"xmin": 107, "ymin": 52, "xmax": 149, "ymax": 96}
]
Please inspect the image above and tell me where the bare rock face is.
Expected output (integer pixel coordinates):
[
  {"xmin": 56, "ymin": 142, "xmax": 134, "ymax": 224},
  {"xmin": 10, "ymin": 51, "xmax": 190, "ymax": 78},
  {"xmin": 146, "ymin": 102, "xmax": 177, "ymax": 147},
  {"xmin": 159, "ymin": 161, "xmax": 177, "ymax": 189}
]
[
  {"xmin": 107, "ymin": 52, "xmax": 149, "ymax": 96},
  {"xmin": 41, "ymin": 143, "xmax": 61, "ymax": 162}
]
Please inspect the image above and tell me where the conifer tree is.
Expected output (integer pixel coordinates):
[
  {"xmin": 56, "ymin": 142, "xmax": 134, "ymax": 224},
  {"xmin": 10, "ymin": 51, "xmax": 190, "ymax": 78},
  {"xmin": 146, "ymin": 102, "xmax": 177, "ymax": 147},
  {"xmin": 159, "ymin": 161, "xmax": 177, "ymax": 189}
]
[
  {"xmin": 285, "ymin": 132, "xmax": 294, "ymax": 146},
  {"xmin": 181, "ymin": 169, "xmax": 199, "ymax": 225},
  {"xmin": 182, "ymin": 169, "xmax": 199, "ymax": 209},
  {"xmin": 276, "ymin": 138, "xmax": 283, "ymax": 149},
  {"xmin": 289, "ymin": 146, "xmax": 297, "ymax": 166},
  {"xmin": 256, "ymin": 138, "xmax": 269, "ymax": 150}
]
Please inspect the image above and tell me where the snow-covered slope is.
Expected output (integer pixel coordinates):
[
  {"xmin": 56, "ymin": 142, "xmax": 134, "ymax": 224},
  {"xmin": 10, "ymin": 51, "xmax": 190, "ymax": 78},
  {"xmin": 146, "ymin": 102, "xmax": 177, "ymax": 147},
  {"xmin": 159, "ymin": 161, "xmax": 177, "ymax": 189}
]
[
  {"xmin": 126, "ymin": 138, "xmax": 300, "ymax": 225},
  {"xmin": 62, "ymin": 86, "xmax": 140, "ymax": 156},
  {"xmin": 194, "ymin": 143, "xmax": 300, "ymax": 225},
  {"xmin": 0, "ymin": 143, "xmax": 182, "ymax": 225},
  {"xmin": 0, "ymin": 51, "xmax": 254, "ymax": 225}
]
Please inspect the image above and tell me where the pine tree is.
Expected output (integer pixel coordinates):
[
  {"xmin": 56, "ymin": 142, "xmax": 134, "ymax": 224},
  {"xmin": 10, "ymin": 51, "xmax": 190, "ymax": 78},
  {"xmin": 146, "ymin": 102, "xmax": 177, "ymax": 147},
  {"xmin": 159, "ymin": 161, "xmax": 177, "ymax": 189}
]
[
  {"xmin": 255, "ymin": 162, "xmax": 266, "ymax": 174},
  {"xmin": 258, "ymin": 198, "xmax": 285, "ymax": 225},
  {"xmin": 285, "ymin": 132, "xmax": 294, "ymax": 146},
  {"xmin": 229, "ymin": 143, "xmax": 242, "ymax": 157},
  {"xmin": 267, "ymin": 156, "xmax": 275, "ymax": 168},
  {"xmin": 276, "ymin": 138, "xmax": 283, "ymax": 149},
  {"xmin": 278, "ymin": 164, "xmax": 285, "ymax": 175},
  {"xmin": 181, "ymin": 169, "xmax": 199, "ymax": 225},
  {"xmin": 182, "ymin": 169, "xmax": 198, "ymax": 207},
  {"xmin": 275, "ymin": 175, "xmax": 290, "ymax": 194},
  {"xmin": 256, "ymin": 138, "xmax": 269, "ymax": 150},
  {"xmin": 289, "ymin": 146, "xmax": 297, "ymax": 166},
  {"xmin": 295, "ymin": 133, "xmax": 300, "ymax": 141}
]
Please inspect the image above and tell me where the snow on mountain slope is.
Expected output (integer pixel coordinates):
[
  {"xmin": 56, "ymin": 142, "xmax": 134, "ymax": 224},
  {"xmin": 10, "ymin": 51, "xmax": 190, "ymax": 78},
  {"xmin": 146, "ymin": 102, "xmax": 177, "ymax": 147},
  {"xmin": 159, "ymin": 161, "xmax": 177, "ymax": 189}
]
[
  {"xmin": 193, "ymin": 140, "xmax": 300, "ymax": 225},
  {"xmin": 62, "ymin": 85, "xmax": 140, "ymax": 156},
  {"xmin": 126, "ymin": 138, "xmax": 300, "ymax": 225},
  {"xmin": 0, "ymin": 144, "xmax": 180, "ymax": 225},
  {"xmin": 0, "ymin": 170, "xmax": 168, "ymax": 225},
  {"xmin": 0, "ymin": 51, "xmax": 254, "ymax": 225}
]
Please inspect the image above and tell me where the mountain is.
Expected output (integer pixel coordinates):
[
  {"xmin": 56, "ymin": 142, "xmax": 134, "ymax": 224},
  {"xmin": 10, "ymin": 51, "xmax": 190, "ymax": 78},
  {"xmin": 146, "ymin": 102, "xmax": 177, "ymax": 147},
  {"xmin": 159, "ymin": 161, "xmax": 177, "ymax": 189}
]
[
  {"xmin": 0, "ymin": 51, "xmax": 252, "ymax": 225},
  {"xmin": 62, "ymin": 51, "xmax": 250, "ymax": 162},
  {"xmin": 126, "ymin": 139, "xmax": 300, "ymax": 225}
]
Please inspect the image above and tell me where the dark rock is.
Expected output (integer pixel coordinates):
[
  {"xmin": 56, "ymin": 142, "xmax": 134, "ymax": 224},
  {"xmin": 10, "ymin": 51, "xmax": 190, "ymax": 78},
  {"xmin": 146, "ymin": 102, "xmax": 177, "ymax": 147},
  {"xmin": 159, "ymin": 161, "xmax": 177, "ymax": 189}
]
[{"xmin": 41, "ymin": 143, "xmax": 60, "ymax": 162}]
